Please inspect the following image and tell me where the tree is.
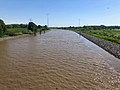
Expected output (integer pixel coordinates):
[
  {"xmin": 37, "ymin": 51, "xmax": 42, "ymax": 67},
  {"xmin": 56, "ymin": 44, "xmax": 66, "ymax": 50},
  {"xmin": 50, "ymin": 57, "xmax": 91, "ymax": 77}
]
[
  {"xmin": 0, "ymin": 19, "xmax": 7, "ymax": 37},
  {"xmin": 28, "ymin": 22, "xmax": 37, "ymax": 35},
  {"xmin": 20, "ymin": 24, "xmax": 27, "ymax": 28},
  {"xmin": 38, "ymin": 25, "xmax": 42, "ymax": 29},
  {"xmin": 44, "ymin": 25, "xmax": 48, "ymax": 30}
]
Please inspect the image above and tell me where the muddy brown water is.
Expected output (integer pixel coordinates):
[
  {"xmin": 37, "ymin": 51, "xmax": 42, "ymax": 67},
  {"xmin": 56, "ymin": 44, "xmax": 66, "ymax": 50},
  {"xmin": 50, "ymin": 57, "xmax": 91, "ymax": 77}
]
[{"xmin": 0, "ymin": 30, "xmax": 120, "ymax": 90}]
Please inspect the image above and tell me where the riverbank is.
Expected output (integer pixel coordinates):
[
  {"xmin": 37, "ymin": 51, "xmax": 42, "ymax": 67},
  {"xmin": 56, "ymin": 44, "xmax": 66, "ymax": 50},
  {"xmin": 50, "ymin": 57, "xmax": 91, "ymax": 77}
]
[
  {"xmin": 0, "ymin": 30, "xmax": 50, "ymax": 42},
  {"xmin": 76, "ymin": 31, "xmax": 120, "ymax": 59},
  {"xmin": 0, "ymin": 34, "xmax": 31, "ymax": 42}
]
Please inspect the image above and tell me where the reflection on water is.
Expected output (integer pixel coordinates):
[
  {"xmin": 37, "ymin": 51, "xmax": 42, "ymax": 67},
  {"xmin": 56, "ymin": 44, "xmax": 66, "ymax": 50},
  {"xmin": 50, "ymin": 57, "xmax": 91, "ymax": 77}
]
[{"xmin": 0, "ymin": 30, "xmax": 120, "ymax": 90}]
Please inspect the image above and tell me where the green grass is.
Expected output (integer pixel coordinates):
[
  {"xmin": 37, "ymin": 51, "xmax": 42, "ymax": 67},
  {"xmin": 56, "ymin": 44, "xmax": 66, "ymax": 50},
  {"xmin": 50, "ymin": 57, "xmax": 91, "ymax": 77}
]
[
  {"xmin": 5, "ymin": 28, "xmax": 32, "ymax": 36},
  {"xmin": 81, "ymin": 29, "xmax": 120, "ymax": 44},
  {"xmin": 0, "ymin": 28, "xmax": 49, "ymax": 38}
]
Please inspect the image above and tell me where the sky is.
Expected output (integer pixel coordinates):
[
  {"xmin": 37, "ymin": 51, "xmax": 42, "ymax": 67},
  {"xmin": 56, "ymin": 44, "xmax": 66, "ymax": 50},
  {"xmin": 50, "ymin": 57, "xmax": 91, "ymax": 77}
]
[{"xmin": 0, "ymin": 0, "xmax": 120, "ymax": 27}]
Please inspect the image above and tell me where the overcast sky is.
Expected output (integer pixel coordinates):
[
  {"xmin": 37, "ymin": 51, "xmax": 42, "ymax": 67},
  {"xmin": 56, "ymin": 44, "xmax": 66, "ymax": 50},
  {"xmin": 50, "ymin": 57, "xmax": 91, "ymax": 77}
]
[{"xmin": 0, "ymin": 0, "xmax": 120, "ymax": 27}]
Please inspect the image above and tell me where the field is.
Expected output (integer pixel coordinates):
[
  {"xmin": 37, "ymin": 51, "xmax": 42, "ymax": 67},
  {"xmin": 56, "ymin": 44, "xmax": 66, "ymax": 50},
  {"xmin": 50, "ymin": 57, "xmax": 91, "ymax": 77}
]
[{"xmin": 80, "ymin": 29, "xmax": 120, "ymax": 44}]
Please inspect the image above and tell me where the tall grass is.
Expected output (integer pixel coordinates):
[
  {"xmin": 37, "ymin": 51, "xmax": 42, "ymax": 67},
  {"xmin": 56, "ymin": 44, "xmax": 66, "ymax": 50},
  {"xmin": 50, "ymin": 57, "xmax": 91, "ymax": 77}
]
[{"xmin": 81, "ymin": 29, "xmax": 120, "ymax": 44}]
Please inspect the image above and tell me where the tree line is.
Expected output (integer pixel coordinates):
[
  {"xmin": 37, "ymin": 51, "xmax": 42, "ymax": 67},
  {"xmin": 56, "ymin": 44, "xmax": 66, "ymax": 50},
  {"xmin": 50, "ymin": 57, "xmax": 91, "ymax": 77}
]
[
  {"xmin": 0, "ymin": 19, "xmax": 48, "ymax": 37},
  {"xmin": 67, "ymin": 25, "xmax": 120, "ymax": 30}
]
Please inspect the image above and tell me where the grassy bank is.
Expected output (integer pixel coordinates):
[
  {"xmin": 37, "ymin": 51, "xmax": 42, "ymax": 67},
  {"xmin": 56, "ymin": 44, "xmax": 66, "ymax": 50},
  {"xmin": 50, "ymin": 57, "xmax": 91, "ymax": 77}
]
[
  {"xmin": 80, "ymin": 30, "xmax": 120, "ymax": 44},
  {"xmin": 71, "ymin": 28, "xmax": 120, "ymax": 44},
  {"xmin": 0, "ymin": 28, "xmax": 49, "ymax": 38},
  {"xmin": 0, "ymin": 28, "xmax": 50, "ymax": 42},
  {"xmin": 69, "ymin": 28, "xmax": 120, "ymax": 58},
  {"xmin": 4, "ymin": 28, "xmax": 32, "ymax": 36}
]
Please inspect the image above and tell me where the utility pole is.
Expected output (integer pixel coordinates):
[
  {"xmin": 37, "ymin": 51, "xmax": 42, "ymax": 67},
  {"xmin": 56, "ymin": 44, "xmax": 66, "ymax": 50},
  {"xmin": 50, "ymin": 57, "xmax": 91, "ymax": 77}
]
[
  {"xmin": 47, "ymin": 13, "xmax": 49, "ymax": 27},
  {"xmin": 79, "ymin": 19, "xmax": 80, "ymax": 26}
]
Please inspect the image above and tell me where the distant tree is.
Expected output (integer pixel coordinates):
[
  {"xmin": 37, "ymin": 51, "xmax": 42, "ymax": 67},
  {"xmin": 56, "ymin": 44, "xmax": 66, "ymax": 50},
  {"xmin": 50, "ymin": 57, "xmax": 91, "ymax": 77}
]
[
  {"xmin": 28, "ymin": 22, "xmax": 37, "ymax": 35},
  {"xmin": 6, "ymin": 24, "xmax": 27, "ymax": 29},
  {"xmin": 6, "ymin": 24, "xmax": 13, "ymax": 28},
  {"xmin": 44, "ymin": 25, "xmax": 48, "ymax": 30},
  {"xmin": 0, "ymin": 19, "xmax": 7, "ymax": 37},
  {"xmin": 11, "ymin": 24, "xmax": 20, "ymax": 28},
  {"xmin": 38, "ymin": 25, "xmax": 42, "ymax": 29},
  {"xmin": 20, "ymin": 24, "xmax": 27, "ymax": 28}
]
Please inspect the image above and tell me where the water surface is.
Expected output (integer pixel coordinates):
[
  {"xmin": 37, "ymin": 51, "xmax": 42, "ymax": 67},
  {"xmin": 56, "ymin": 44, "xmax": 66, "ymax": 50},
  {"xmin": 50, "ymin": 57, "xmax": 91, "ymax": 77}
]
[{"xmin": 0, "ymin": 30, "xmax": 120, "ymax": 90}]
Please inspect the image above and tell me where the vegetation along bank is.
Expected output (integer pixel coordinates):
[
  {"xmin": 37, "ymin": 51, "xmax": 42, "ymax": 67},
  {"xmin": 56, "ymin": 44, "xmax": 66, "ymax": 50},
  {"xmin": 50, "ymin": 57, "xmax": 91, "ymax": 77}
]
[
  {"xmin": 67, "ymin": 26, "xmax": 120, "ymax": 59},
  {"xmin": 0, "ymin": 19, "xmax": 49, "ymax": 39}
]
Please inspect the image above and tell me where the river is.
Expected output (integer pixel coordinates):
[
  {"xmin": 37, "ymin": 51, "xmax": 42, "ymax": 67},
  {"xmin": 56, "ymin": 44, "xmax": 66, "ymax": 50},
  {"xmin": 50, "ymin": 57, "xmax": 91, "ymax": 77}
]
[{"xmin": 0, "ymin": 30, "xmax": 120, "ymax": 90}]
